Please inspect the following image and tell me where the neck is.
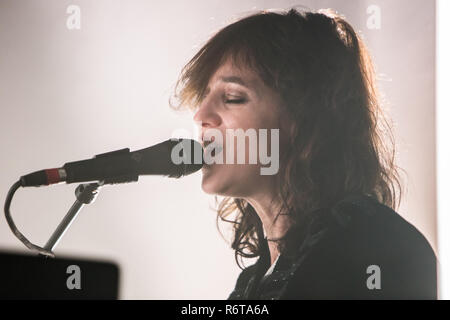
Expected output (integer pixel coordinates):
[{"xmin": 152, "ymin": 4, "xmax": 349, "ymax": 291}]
[{"xmin": 245, "ymin": 193, "xmax": 291, "ymax": 265}]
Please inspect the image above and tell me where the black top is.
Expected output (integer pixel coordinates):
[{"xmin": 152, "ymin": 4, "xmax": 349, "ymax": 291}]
[{"xmin": 227, "ymin": 195, "xmax": 437, "ymax": 300}]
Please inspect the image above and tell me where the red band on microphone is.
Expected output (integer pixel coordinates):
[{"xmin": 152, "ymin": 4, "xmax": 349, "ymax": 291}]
[{"xmin": 45, "ymin": 168, "xmax": 60, "ymax": 185}]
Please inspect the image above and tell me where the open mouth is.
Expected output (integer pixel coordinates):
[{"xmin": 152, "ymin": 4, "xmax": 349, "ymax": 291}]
[
  {"xmin": 211, "ymin": 144, "xmax": 223, "ymax": 157},
  {"xmin": 202, "ymin": 137, "xmax": 223, "ymax": 159},
  {"xmin": 202, "ymin": 138, "xmax": 214, "ymax": 149}
]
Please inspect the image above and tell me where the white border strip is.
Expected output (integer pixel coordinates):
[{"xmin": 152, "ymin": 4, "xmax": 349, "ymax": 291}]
[{"xmin": 437, "ymin": 0, "xmax": 450, "ymax": 300}]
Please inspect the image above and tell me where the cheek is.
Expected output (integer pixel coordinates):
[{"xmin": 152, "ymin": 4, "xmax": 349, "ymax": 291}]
[
  {"xmin": 223, "ymin": 113, "xmax": 255, "ymax": 130},
  {"xmin": 220, "ymin": 107, "xmax": 282, "ymax": 163}
]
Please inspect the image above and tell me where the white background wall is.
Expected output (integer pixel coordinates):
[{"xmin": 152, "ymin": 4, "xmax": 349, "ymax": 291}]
[{"xmin": 0, "ymin": 0, "xmax": 439, "ymax": 299}]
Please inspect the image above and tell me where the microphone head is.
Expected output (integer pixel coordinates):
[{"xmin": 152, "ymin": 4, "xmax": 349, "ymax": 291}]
[{"xmin": 133, "ymin": 138, "xmax": 204, "ymax": 178}]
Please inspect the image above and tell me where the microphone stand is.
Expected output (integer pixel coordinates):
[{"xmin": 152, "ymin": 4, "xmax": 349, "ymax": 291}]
[{"xmin": 42, "ymin": 182, "xmax": 103, "ymax": 255}]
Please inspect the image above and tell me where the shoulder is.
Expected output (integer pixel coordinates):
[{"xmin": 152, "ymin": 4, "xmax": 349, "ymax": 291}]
[
  {"xmin": 326, "ymin": 195, "xmax": 435, "ymax": 258},
  {"xmin": 285, "ymin": 195, "xmax": 437, "ymax": 299},
  {"xmin": 227, "ymin": 262, "xmax": 258, "ymax": 299},
  {"xmin": 330, "ymin": 195, "xmax": 436, "ymax": 266}
]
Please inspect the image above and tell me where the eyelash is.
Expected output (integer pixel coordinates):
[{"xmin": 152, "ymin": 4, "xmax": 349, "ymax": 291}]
[
  {"xmin": 201, "ymin": 90, "xmax": 247, "ymax": 105},
  {"xmin": 224, "ymin": 95, "xmax": 247, "ymax": 104},
  {"xmin": 225, "ymin": 99, "xmax": 246, "ymax": 104}
]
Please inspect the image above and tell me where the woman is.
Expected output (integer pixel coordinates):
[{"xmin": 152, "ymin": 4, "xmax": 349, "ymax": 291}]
[{"xmin": 172, "ymin": 8, "xmax": 437, "ymax": 299}]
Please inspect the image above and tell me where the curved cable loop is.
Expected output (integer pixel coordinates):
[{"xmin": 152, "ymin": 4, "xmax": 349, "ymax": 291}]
[{"xmin": 4, "ymin": 181, "xmax": 55, "ymax": 258}]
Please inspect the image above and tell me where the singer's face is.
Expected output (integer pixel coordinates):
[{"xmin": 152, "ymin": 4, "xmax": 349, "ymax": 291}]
[{"xmin": 193, "ymin": 58, "xmax": 286, "ymax": 198}]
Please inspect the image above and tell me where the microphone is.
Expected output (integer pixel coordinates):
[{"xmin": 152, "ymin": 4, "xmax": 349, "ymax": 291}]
[{"xmin": 19, "ymin": 139, "xmax": 204, "ymax": 187}]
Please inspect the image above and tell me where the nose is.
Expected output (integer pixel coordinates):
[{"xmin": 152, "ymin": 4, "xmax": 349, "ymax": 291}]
[{"xmin": 193, "ymin": 97, "xmax": 222, "ymax": 129}]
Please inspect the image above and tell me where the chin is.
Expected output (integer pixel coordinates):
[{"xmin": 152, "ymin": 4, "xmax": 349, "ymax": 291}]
[
  {"xmin": 200, "ymin": 165, "xmax": 256, "ymax": 198},
  {"xmin": 201, "ymin": 174, "xmax": 229, "ymax": 196}
]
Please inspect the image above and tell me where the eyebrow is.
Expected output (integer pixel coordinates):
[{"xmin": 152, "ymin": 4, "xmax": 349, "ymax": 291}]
[{"xmin": 219, "ymin": 76, "xmax": 252, "ymax": 89}]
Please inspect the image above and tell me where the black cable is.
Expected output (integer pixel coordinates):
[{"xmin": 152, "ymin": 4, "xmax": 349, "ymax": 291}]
[{"xmin": 4, "ymin": 180, "xmax": 55, "ymax": 258}]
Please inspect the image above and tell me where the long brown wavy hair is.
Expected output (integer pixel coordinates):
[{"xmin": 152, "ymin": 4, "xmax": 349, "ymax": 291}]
[{"xmin": 171, "ymin": 8, "xmax": 403, "ymax": 269}]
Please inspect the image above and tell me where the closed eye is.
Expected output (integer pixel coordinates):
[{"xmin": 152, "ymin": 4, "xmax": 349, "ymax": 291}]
[
  {"xmin": 226, "ymin": 100, "xmax": 245, "ymax": 104},
  {"xmin": 225, "ymin": 97, "xmax": 247, "ymax": 104}
]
